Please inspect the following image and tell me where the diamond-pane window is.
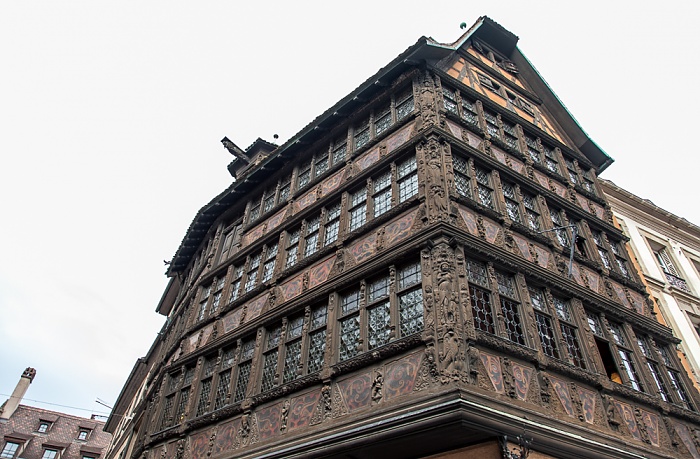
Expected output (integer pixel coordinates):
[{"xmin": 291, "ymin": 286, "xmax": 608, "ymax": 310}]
[
  {"xmin": 213, "ymin": 371, "xmax": 231, "ymax": 410},
  {"xmin": 311, "ymin": 305, "xmax": 328, "ymax": 328},
  {"xmin": 307, "ymin": 330, "xmax": 326, "ymax": 373},
  {"xmin": 339, "ymin": 315, "xmax": 360, "ymax": 361},
  {"xmin": 470, "ymin": 285, "xmax": 495, "ymax": 334},
  {"xmin": 233, "ymin": 361, "xmax": 251, "ymax": 403},
  {"xmin": 466, "ymin": 259, "xmax": 488, "ymax": 286},
  {"xmin": 501, "ymin": 298, "xmax": 525, "ymax": 345},
  {"xmin": 283, "ymin": 340, "xmax": 302, "ymax": 383},
  {"xmin": 355, "ymin": 120, "xmax": 370, "ymax": 150},
  {"xmin": 341, "ymin": 290, "xmax": 361, "ymax": 315},
  {"xmin": 399, "ymin": 287, "xmax": 423, "ymax": 336},
  {"xmin": 536, "ymin": 313, "xmax": 559, "ymax": 358},
  {"xmin": 260, "ymin": 350, "xmax": 278, "ymax": 392},
  {"xmin": 195, "ymin": 379, "xmax": 212, "ymax": 416},
  {"xmin": 367, "ymin": 302, "xmax": 391, "ymax": 349},
  {"xmin": 375, "ymin": 106, "xmax": 392, "ymax": 136}
]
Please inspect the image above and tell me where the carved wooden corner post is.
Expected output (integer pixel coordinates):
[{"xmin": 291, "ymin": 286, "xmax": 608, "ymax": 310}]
[
  {"xmin": 429, "ymin": 238, "xmax": 466, "ymax": 383},
  {"xmin": 416, "ymin": 135, "xmax": 451, "ymax": 225},
  {"xmin": 414, "ymin": 70, "xmax": 439, "ymax": 131}
]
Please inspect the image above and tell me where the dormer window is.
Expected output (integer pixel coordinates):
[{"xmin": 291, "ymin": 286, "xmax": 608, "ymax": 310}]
[
  {"xmin": 77, "ymin": 429, "xmax": 91, "ymax": 441},
  {"xmin": 37, "ymin": 422, "xmax": 51, "ymax": 433}
]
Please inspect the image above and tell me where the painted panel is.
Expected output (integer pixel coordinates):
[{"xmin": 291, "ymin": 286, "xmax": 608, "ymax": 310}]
[
  {"xmin": 265, "ymin": 208, "xmax": 287, "ymax": 233},
  {"xmin": 280, "ymin": 274, "xmax": 304, "ymax": 302},
  {"xmin": 337, "ymin": 372, "xmax": 372, "ymax": 412},
  {"xmin": 255, "ymin": 402, "xmax": 282, "ymax": 441},
  {"xmin": 387, "ymin": 122, "xmax": 415, "ymax": 153},
  {"xmin": 549, "ymin": 376, "xmax": 574, "ymax": 417},
  {"xmin": 611, "ymin": 282, "xmax": 632, "ymax": 310},
  {"xmin": 674, "ymin": 421, "xmax": 700, "ymax": 459},
  {"xmin": 480, "ymin": 352, "xmax": 504, "ymax": 394},
  {"xmin": 349, "ymin": 233, "xmax": 378, "ymax": 264},
  {"xmin": 211, "ymin": 418, "xmax": 240, "ymax": 456},
  {"xmin": 627, "ymin": 290, "xmax": 645, "ymax": 315},
  {"xmin": 576, "ymin": 387, "xmax": 596, "ymax": 424},
  {"xmin": 446, "ymin": 119, "xmax": 462, "ymax": 138},
  {"xmin": 188, "ymin": 334, "xmax": 199, "ymax": 352},
  {"xmin": 242, "ymin": 224, "xmax": 265, "ymax": 248},
  {"xmin": 613, "ymin": 400, "xmax": 642, "ymax": 441},
  {"xmin": 354, "ymin": 147, "xmax": 381, "ymax": 172},
  {"xmin": 294, "ymin": 187, "xmax": 318, "ymax": 213},
  {"xmin": 491, "ymin": 147, "xmax": 507, "ymax": 165},
  {"xmin": 384, "ymin": 352, "xmax": 423, "ymax": 400},
  {"xmin": 308, "ymin": 256, "xmax": 336, "ymax": 289},
  {"xmin": 576, "ymin": 195, "xmax": 591, "ymax": 213},
  {"xmin": 200, "ymin": 324, "xmax": 213, "ymax": 346},
  {"xmin": 534, "ymin": 171, "xmax": 549, "ymax": 189},
  {"xmin": 533, "ymin": 246, "xmax": 550, "ymax": 269},
  {"xmin": 509, "ymin": 157, "xmax": 524, "ymax": 174},
  {"xmin": 189, "ymin": 429, "xmax": 211, "ymax": 459},
  {"xmin": 512, "ymin": 235, "xmax": 532, "ymax": 261},
  {"xmin": 320, "ymin": 169, "xmax": 346, "ymax": 198},
  {"xmin": 582, "ymin": 268, "xmax": 600, "ymax": 293},
  {"xmin": 463, "ymin": 130, "xmax": 482, "ymax": 149},
  {"xmin": 287, "ymin": 390, "xmax": 322, "ymax": 432},
  {"xmin": 458, "ymin": 207, "xmax": 479, "ymax": 236},
  {"xmin": 591, "ymin": 202, "xmax": 605, "ymax": 220},
  {"xmin": 511, "ymin": 363, "xmax": 532, "ymax": 401},
  {"xmin": 483, "ymin": 219, "xmax": 500, "ymax": 244},
  {"xmin": 244, "ymin": 293, "xmax": 269, "ymax": 322},
  {"xmin": 384, "ymin": 209, "xmax": 418, "ymax": 246},
  {"xmin": 222, "ymin": 308, "xmax": 244, "ymax": 334},
  {"xmin": 641, "ymin": 410, "xmax": 660, "ymax": 447}
]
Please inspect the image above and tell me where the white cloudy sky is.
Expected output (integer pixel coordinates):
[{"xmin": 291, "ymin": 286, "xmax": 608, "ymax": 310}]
[{"xmin": 1, "ymin": 1, "xmax": 699, "ymax": 419}]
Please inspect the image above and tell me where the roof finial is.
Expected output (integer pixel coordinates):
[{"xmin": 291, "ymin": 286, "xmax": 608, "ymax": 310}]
[{"xmin": 460, "ymin": 22, "xmax": 467, "ymax": 30}]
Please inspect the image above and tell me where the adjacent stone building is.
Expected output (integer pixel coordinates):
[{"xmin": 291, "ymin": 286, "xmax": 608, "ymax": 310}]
[
  {"xmin": 602, "ymin": 179, "xmax": 700, "ymax": 389},
  {"xmin": 105, "ymin": 17, "xmax": 700, "ymax": 459},
  {"xmin": 1, "ymin": 369, "xmax": 111, "ymax": 459}
]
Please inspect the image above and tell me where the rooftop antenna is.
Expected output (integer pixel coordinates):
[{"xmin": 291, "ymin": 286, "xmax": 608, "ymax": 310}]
[{"xmin": 95, "ymin": 398, "xmax": 113, "ymax": 410}]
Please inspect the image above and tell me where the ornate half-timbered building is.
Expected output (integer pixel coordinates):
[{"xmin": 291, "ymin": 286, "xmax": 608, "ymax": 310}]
[{"xmin": 105, "ymin": 17, "xmax": 700, "ymax": 459}]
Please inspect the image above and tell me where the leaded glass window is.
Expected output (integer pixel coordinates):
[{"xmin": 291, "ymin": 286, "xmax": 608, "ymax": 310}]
[
  {"xmin": 474, "ymin": 166, "xmax": 494, "ymax": 209},
  {"xmin": 536, "ymin": 313, "xmax": 559, "ymax": 359},
  {"xmin": 283, "ymin": 315, "xmax": 304, "ymax": 383},
  {"xmin": 554, "ymin": 297, "xmax": 585, "ymax": 368},
  {"xmin": 324, "ymin": 203, "xmax": 341, "ymax": 246},
  {"xmin": 483, "ymin": 110, "xmax": 501, "ymax": 140},
  {"xmin": 549, "ymin": 207, "xmax": 570, "ymax": 248},
  {"xmin": 398, "ymin": 156, "xmax": 418, "ymax": 202},
  {"xmin": 398, "ymin": 262, "xmax": 423, "ymax": 337},
  {"xmin": 564, "ymin": 157, "xmax": 579, "ymax": 185},
  {"xmin": 315, "ymin": 155, "xmax": 329, "ymax": 177},
  {"xmin": 304, "ymin": 217, "xmax": 320, "ymax": 257},
  {"xmin": 367, "ymin": 276, "xmax": 391, "ymax": 349},
  {"xmin": 502, "ymin": 182, "xmax": 521, "ymax": 223},
  {"xmin": 298, "ymin": 161, "xmax": 312, "ymax": 188},
  {"xmin": 373, "ymin": 171, "xmax": 392, "ymax": 218},
  {"xmin": 349, "ymin": 189, "xmax": 367, "ymax": 231},
  {"xmin": 233, "ymin": 339, "xmax": 254, "ymax": 403},
  {"xmin": 496, "ymin": 272, "xmax": 525, "ymax": 346},
  {"xmin": 609, "ymin": 322, "xmax": 644, "ymax": 392},
  {"xmin": 197, "ymin": 285, "xmax": 211, "ymax": 322},
  {"xmin": 525, "ymin": 134, "xmax": 541, "ymax": 164},
  {"xmin": 610, "ymin": 241, "xmax": 630, "ymax": 278},
  {"xmin": 502, "ymin": 119, "xmax": 519, "ymax": 151},
  {"xmin": 249, "ymin": 203, "xmax": 261, "ymax": 223},
  {"xmin": 442, "ymin": 87, "xmax": 458, "ymax": 115},
  {"xmin": 210, "ymin": 277, "xmax": 225, "ymax": 315},
  {"xmin": 332, "ymin": 140, "xmax": 347, "ymax": 165},
  {"xmin": 355, "ymin": 119, "xmax": 370, "ymax": 150},
  {"xmin": 466, "ymin": 259, "xmax": 488, "ymax": 286},
  {"xmin": 160, "ymin": 394, "xmax": 174, "ymax": 430},
  {"xmin": 637, "ymin": 337, "xmax": 670, "ymax": 402},
  {"xmin": 307, "ymin": 305, "xmax": 327, "ymax": 374},
  {"xmin": 245, "ymin": 252, "xmax": 262, "ymax": 292},
  {"xmin": 286, "ymin": 230, "xmax": 300, "ymax": 268},
  {"xmin": 261, "ymin": 326, "xmax": 281, "ymax": 392},
  {"xmin": 279, "ymin": 179, "xmax": 291, "ymax": 203},
  {"xmin": 263, "ymin": 191, "xmax": 275, "ymax": 213},
  {"xmin": 213, "ymin": 370, "xmax": 231, "ymax": 411},
  {"xmin": 592, "ymin": 232, "xmax": 612, "ymax": 270},
  {"xmin": 262, "ymin": 243, "xmax": 278, "ymax": 283},
  {"xmin": 453, "ymin": 156, "xmax": 472, "ymax": 198},
  {"xmin": 522, "ymin": 192, "xmax": 541, "ymax": 231},
  {"xmin": 461, "ymin": 96, "xmax": 478, "ymax": 126},
  {"xmin": 543, "ymin": 144, "xmax": 559, "ymax": 174},
  {"xmin": 470, "ymin": 285, "xmax": 495, "ymax": 334},
  {"xmin": 229, "ymin": 265, "xmax": 243, "ymax": 303},
  {"xmin": 195, "ymin": 378, "xmax": 212, "ymax": 416},
  {"xmin": 339, "ymin": 314, "xmax": 360, "ymax": 361},
  {"xmin": 375, "ymin": 105, "xmax": 392, "ymax": 136},
  {"xmin": 396, "ymin": 87, "xmax": 414, "ymax": 121}
]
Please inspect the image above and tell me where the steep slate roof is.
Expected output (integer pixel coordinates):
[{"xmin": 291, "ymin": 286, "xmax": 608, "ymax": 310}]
[{"xmin": 165, "ymin": 16, "xmax": 613, "ymax": 278}]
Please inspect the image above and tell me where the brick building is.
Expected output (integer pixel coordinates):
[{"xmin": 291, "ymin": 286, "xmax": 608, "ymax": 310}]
[
  {"xmin": 1, "ymin": 369, "xmax": 111, "ymax": 459},
  {"xmin": 106, "ymin": 17, "xmax": 700, "ymax": 459}
]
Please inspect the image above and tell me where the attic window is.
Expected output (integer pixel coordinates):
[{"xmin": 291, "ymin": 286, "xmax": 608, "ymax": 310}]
[
  {"xmin": 37, "ymin": 422, "xmax": 51, "ymax": 433},
  {"xmin": 478, "ymin": 75, "xmax": 501, "ymax": 95}
]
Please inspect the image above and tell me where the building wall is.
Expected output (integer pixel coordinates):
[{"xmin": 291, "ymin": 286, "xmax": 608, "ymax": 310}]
[
  {"xmin": 0, "ymin": 406, "xmax": 111, "ymax": 459},
  {"xmin": 107, "ymin": 18, "xmax": 700, "ymax": 459},
  {"xmin": 603, "ymin": 179, "xmax": 700, "ymax": 387}
]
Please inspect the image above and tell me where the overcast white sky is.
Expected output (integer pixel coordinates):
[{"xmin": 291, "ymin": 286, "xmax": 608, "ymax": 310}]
[{"xmin": 1, "ymin": 1, "xmax": 699, "ymax": 420}]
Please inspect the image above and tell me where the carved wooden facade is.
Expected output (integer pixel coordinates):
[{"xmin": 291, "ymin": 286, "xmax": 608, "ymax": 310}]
[{"xmin": 106, "ymin": 16, "xmax": 700, "ymax": 459}]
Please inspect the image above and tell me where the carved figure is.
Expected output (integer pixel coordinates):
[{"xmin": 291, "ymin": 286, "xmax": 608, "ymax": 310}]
[
  {"xmin": 440, "ymin": 329, "xmax": 460, "ymax": 379},
  {"xmin": 602, "ymin": 395, "xmax": 619, "ymax": 428},
  {"xmin": 467, "ymin": 344, "xmax": 480, "ymax": 384},
  {"xmin": 371, "ymin": 369, "xmax": 384, "ymax": 403},
  {"xmin": 280, "ymin": 399, "xmax": 289, "ymax": 432},
  {"xmin": 538, "ymin": 371, "xmax": 550, "ymax": 404}
]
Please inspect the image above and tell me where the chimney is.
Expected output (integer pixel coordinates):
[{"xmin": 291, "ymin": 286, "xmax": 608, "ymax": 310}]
[{"xmin": 0, "ymin": 368, "xmax": 36, "ymax": 420}]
